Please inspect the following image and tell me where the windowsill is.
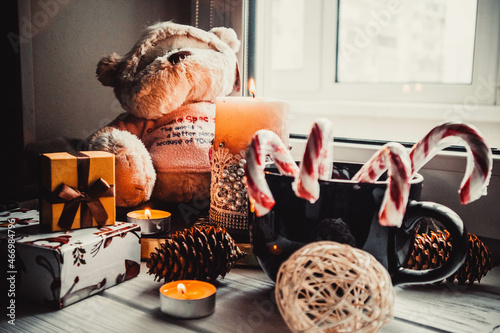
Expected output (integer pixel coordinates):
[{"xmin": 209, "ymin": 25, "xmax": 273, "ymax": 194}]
[{"xmin": 286, "ymin": 99, "xmax": 500, "ymax": 149}]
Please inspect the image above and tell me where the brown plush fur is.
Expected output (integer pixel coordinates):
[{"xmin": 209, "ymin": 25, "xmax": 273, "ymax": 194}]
[{"xmin": 88, "ymin": 22, "xmax": 240, "ymax": 207}]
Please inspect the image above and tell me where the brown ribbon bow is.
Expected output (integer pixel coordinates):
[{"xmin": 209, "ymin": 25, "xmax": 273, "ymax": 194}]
[
  {"xmin": 56, "ymin": 178, "xmax": 113, "ymax": 231},
  {"xmin": 43, "ymin": 151, "xmax": 114, "ymax": 231}
]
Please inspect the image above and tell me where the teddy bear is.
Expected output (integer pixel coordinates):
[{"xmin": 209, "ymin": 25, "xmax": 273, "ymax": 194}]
[{"xmin": 87, "ymin": 21, "xmax": 240, "ymax": 207}]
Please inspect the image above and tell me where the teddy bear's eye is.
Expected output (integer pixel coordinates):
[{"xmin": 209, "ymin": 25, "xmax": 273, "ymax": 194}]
[{"xmin": 168, "ymin": 51, "xmax": 192, "ymax": 65}]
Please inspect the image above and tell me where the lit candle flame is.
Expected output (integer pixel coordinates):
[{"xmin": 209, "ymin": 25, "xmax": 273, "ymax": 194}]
[
  {"xmin": 145, "ymin": 209, "xmax": 152, "ymax": 219},
  {"xmin": 177, "ymin": 282, "xmax": 186, "ymax": 295},
  {"xmin": 270, "ymin": 244, "xmax": 282, "ymax": 255},
  {"xmin": 248, "ymin": 78, "xmax": 256, "ymax": 98}
]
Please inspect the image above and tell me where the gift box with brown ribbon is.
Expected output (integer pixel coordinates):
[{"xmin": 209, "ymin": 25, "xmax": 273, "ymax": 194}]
[{"xmin": 40, "ymin": 151, "xmax": 115, "ymax": 232}]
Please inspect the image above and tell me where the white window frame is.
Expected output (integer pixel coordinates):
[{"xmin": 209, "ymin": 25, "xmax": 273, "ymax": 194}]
[{"xmin": 252, "ymin": 0, "xmax": 500, "ymax": 146}]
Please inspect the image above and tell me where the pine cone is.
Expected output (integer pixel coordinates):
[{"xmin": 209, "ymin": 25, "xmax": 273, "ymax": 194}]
[
  {"xmin": 452, "ymin": 233, "xmax": 493, "ymax": 284},
  {"xmin": 405, "ymin": 230, "xmax": 452, "ymax": 270},
  {"xmin": 146, "ymin": 225, "xmax": 246, "ymax": 283},
  {"xmin": 405, "ymin": 231, "xmax": 493, "ymax": 285}
]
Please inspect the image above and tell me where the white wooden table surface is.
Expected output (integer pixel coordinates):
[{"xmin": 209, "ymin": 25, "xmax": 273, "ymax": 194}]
[{"xmin": 3, "ymin": 263, "xmax": 500, "ymax": 333}]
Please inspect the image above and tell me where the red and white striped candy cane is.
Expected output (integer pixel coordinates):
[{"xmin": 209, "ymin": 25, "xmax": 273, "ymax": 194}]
[
  {"xmin": 292, "ymin": 118, "xmax": 334, "ymax": 203},
  {"xmin": 245, "ymin": 130, "xmax": 299, "ymax": 217},
  {"xmin": 409, "ymin": 121, "xmax": 492, "ymax": 204},
  {"xmin": 352, "ymin": 142, "xmax": 412, "ymax": 227}
]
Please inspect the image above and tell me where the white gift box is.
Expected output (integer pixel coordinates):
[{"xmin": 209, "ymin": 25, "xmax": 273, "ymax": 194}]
[
  {"xmin": 0, "ymin": 208, "xmax": 39, "ymax": 231},
  {"xmin": 3, "ymin": 221, "xmax": 140, "ymax": 308}
]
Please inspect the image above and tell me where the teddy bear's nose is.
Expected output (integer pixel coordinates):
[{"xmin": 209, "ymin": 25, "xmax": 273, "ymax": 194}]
[{"xmin": 168, "ymin": 51, "xmax": 192, "ymax": 65}]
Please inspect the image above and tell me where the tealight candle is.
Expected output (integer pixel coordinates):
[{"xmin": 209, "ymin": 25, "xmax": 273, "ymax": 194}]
[
  {"xmin": 127, "ymin": 209, "xmax": 171, "ymax": 235},
  {"xmin": 160, "ymin": 280, "xmax": 216, "ymax": 318}
]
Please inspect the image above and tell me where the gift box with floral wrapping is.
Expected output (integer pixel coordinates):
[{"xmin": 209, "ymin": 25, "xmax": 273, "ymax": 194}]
[{"xmin": 1, "ymin": 221, "xmax": 140, "ymax": 309}]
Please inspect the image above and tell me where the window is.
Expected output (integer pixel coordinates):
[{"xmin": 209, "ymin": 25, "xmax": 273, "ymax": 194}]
[
  {"xmin": 252, "ymin": 0, "xmax": 500, "ymax": 146},
  {"xmin": 337, "ymin": 0, "xmax": 476, "ymax": 84}
]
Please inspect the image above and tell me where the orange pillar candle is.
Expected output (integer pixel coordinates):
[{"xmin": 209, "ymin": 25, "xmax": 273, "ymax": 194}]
[
  {"xmin": 214, "ymin": 80, "xmax": 289, "ymax": 154},
  {"xmin": 209, "ymin": 79, "xmax": 290, "ymax": 235}
]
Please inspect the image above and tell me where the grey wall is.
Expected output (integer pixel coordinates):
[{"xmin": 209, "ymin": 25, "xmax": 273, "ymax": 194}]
[{"xmin": 23, "ymin": 0, "xmax": 189, "ymax": 143}]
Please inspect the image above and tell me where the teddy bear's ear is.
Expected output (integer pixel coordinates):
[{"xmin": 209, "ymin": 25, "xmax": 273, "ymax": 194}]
[
  {"xmin": 209, "ymin": 27, "xmax": 241, "ymax": 53},
  {"xmin": 96, "ymin": 53, "xmax": 123, "ymax": 87}
]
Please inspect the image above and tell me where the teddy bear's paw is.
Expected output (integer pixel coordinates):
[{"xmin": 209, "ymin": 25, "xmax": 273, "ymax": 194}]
[
  {"xmin": 115, "ymin": 151, "xmax": 156, "ymax": 207},
  {"xmin": 88, "ymin": 128, "xmax": 131, "ymax": 156},
  {"xmin": 89, "ymin": 128, "xmax": 156, "ymax": 207}
]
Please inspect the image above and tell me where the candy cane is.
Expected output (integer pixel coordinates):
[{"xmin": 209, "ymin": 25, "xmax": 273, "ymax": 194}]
[
  {"xmin": 292, "ymin": 118, "xmax": 334, "ymax": 203},
  {"xmin": 352, "ymin": 142, "xmax": 412, "ymax": 227},
  {"xmin": 409, "ymin": 121, "xmax": 492, "ymax": 204},
  {"xmin": 245, "ymin": 130, "xmax": 299, "ymax": 217}
]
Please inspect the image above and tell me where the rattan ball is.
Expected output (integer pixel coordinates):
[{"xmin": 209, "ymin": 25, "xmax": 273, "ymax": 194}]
[{"xmin": 275, "ymin": 241, "xmax": 394, "ymax": 333}]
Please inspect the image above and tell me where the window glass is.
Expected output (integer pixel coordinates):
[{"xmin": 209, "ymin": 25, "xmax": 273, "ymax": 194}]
[
  {"xmin": 337, "ymin": 0, "xmax": 478, "ymax": 84},
  {"xmin": 271, "ymin": 0, "xmax": 305, "ymax": 70},
  {"xmin": 255, "ymin": 0, "xmax": 499, "ymax": 146}
]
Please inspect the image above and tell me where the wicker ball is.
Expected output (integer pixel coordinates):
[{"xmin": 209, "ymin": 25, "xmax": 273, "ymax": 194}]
[{"xmin": 275, "ymin": 241, "xmax": 394, "ymax": 333}]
